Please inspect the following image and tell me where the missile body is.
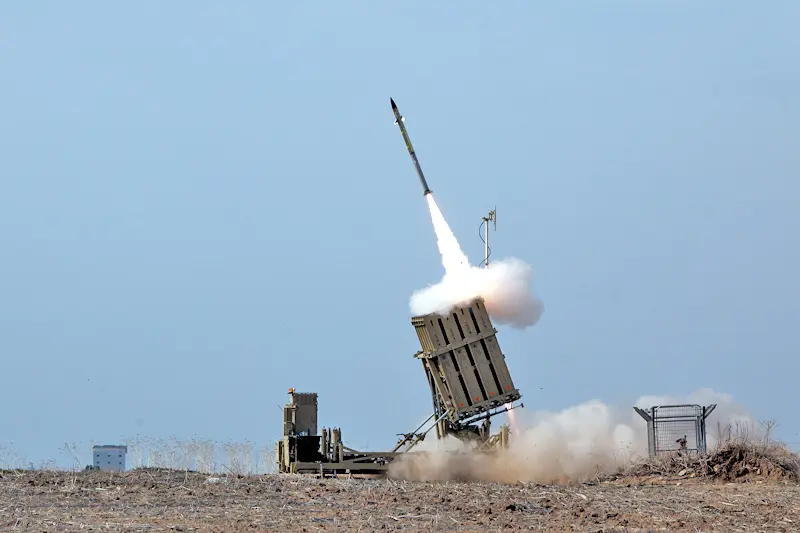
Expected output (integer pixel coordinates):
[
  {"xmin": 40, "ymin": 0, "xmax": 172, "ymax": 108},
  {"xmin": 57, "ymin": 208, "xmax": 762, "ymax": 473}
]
[{"xmin": 390, "ymin": 98, "xmax": 432, "ymax": 196}]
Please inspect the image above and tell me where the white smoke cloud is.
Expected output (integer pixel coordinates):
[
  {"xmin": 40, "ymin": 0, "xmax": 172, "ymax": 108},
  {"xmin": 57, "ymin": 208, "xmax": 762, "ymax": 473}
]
[
  {"xmin": 410, "ymin": 257, "xmax": 544, "ymax": 329},
  {"xmin": 389, "ymin": 388, "xmax": 760, "ymax": 484},
  {"xmin": 411, "ymin": 195, "xmax": 544, "ymax": 329},
  {"xmin": 633, "ymin": 387, "xmax": 756, "ymax": 450}
]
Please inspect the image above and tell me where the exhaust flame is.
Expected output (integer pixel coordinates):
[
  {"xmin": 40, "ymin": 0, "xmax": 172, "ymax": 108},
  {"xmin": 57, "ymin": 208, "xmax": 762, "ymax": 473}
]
[
  {"xmin": 505, "ymin": 403, "xmax": 517, "ymax": 432},
  {"xmin": 412, "ymin": 194, "xmax": 544, "ymax": 329}
]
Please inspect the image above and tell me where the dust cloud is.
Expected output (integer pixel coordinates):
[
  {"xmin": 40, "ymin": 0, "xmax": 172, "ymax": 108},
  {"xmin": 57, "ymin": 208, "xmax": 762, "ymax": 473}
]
[{"xmin": 388, "ymin": 388, "xmax": 758, "ymax": 484}]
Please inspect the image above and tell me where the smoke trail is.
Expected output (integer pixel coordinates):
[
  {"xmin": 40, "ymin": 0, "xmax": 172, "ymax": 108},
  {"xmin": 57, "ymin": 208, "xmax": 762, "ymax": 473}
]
[
  {"xmin": 389, "ymin": 388, "xmax": 760, "ymax": 484},
  {"xmin": 412, "ymin": 195, "xmax": 544, "ymax": 329},
  {"xmin": 425, "ymin": 194, "xmax": 470, "ymax": 274}
]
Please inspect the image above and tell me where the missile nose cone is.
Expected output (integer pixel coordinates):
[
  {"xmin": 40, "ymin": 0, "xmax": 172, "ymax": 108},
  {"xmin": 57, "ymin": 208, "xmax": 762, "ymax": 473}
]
[{"xmin": 390, "ymin": 98, "xmax": 397, "ymax": 109}]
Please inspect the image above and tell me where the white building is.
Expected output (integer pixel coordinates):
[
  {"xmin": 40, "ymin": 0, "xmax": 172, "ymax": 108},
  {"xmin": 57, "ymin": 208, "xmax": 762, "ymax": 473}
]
[{"xmin": 92, "ymin": 445, "xmax": 127, "ymax": 472}]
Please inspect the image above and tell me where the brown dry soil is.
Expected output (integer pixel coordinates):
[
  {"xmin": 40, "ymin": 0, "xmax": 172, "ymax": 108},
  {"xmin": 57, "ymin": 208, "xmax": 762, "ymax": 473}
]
[{"xmin": 1, "ymin": 469, "xmax": 799, "ymax": 532}]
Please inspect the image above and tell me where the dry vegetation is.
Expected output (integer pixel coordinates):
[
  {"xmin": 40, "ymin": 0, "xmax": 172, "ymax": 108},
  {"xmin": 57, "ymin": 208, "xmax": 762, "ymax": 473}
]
[
  {"xmin": 0, "ymin": 465, "xmax": 798, "ymax": 532},
  {"xmin": 1, "ymin": 438, "xmax": 276, "ymax": 475},
  {"xmin": 1, "ymin": 430, "xmax": 799, "ymax": 532},
  {"xmin": 123, "ymin": 437, "xmax": 275, "ymax": 475},
  {"xmin": 614, "ymin": 421, "xmax": 800, "ymax": 484}
]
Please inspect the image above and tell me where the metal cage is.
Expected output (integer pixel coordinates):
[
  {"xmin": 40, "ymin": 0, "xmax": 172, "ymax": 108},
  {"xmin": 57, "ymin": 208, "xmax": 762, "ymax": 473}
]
[{"xmin": 634, "ymin": 403, "xmax": 717, "ymax": 457}]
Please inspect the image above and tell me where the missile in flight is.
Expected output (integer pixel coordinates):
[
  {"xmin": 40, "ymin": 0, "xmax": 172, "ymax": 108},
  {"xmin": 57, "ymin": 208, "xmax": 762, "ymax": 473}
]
[{"xmin": 390, "ymin": 98, "xmax": 432, "ymax": 196}]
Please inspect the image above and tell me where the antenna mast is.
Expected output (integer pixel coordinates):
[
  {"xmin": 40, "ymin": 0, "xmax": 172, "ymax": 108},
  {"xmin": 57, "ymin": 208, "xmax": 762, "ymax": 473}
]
[{"xmin": 480, "ymin": 208, "xmax": 497, "ymax": 268}]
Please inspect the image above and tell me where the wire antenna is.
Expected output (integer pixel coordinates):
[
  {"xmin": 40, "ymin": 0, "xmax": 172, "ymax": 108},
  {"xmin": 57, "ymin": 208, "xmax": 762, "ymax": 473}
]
[{"xmin": 479, "ymin": 207, "xmax": 497, "ymax": 268}]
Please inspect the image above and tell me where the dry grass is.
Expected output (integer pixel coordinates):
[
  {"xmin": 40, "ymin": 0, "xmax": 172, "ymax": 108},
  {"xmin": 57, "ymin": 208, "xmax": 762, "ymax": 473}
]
[
  {"xmin": 0, "ymin": 466, "xmax": 798, "ymax": 532},
  {"xmin": 611, "ymin": 420, "xmax": 800, "ymax": 484},
  {"xmin": 2, "ymin": 424, "xmax": 798, "ymax": 531},
  {"xmin": 0, "ymin": 438, "xmax": 278, "ymax": 475},
  {"xmin": 619, "ymin": 441, "xmax": 800, "ymax": 483}
]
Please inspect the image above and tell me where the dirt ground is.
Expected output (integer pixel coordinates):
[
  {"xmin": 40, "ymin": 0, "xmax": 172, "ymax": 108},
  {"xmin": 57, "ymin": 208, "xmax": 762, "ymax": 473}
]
[{"xmin": 1, "ymin": 469, "xmax": 799, "ymax": 532}]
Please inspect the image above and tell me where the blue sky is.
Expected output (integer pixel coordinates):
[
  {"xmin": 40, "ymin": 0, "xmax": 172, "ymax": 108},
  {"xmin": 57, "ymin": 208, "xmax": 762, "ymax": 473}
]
[{"xmin": 1, "ymin": 1, "xmax": 798, "ymax": 465}]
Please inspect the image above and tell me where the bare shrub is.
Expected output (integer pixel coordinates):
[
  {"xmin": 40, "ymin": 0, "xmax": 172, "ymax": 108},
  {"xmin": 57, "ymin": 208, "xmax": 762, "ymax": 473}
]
[
  {"xmin": 619, "ymin": 418, "xmax": 800, "ymax": 482},
  {"xmin": 191, "ymin": 438, "xmax": 215, "ymax": 473},
  {"xmin": 257, "ymin": 444, "xmax": 277, "ymax": 474},
  {"xmin": 0, "ymin": 443, "xmax": 27, "ymax": 470},
  {"xmin": 223, "ymin": 441, "xmax": 255, "ymax": 475},
  {"xmin": 60, "ymin": 442, "xmax": 83, "ymax": 472}
]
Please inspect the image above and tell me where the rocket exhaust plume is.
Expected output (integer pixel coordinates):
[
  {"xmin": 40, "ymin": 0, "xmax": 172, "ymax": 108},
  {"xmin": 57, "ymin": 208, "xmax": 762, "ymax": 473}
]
[
  {"xmin": 412, "ymin": 194, "xmax": 544, "ymax": 329},
  {"xmin": 425, "ymin": 194, "xmax": 469, "ymax": 274},
  {"xmin": 505, "ymin": 402, "xmax": 517, "ymax": 430}
]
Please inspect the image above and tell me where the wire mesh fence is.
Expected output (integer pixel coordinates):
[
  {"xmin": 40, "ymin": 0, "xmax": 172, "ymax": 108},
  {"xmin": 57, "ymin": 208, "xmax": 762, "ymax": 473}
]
[{"xmin": 635, "ymin": 404, "xmax": 716, "ymax": 457}]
